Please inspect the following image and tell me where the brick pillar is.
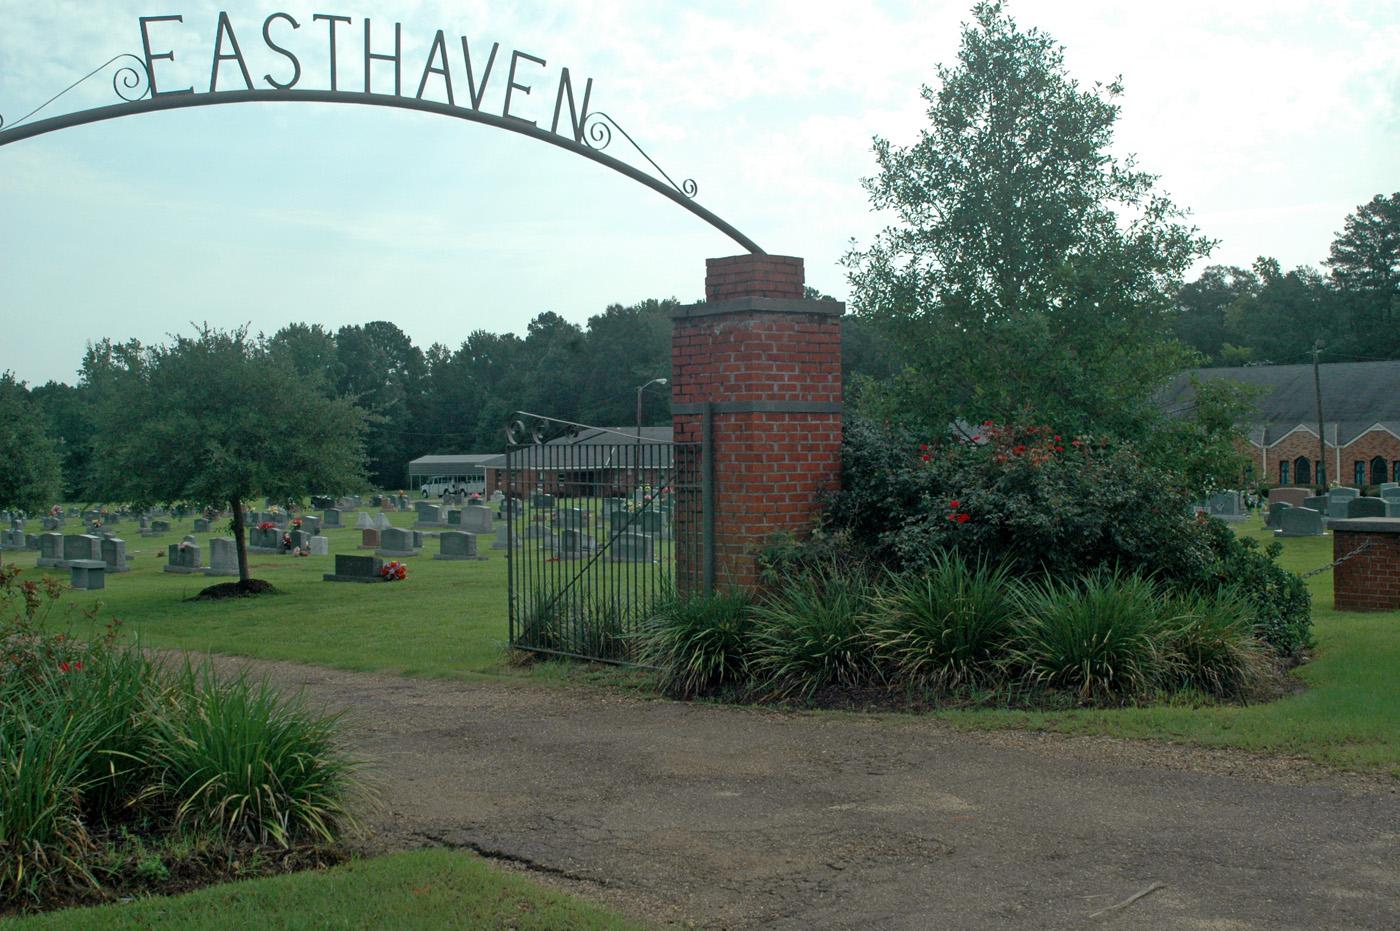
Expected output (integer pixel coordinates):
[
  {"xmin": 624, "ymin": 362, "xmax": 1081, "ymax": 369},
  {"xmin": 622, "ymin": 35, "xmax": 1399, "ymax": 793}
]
[
  {"xmin": 1331, "ymin": 517, "xmax": 1400, "ymax": 610},
  {"xmin": 672, "ymin": 255, "xmax": 844, "ymax": 592}
]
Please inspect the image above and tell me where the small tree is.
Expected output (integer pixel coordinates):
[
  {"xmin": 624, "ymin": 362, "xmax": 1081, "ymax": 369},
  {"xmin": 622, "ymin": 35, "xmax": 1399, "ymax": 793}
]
[
  {"xmin": 92, "ymin": 327, "xmax": 368, "ymax": 586},
  {"xmin": 845, "ymin": 1, "xmax": 1212, "ymax": 439},
  {"xmin": 0, "ymin": 372, "xmax": 63, "ymax": 514}
]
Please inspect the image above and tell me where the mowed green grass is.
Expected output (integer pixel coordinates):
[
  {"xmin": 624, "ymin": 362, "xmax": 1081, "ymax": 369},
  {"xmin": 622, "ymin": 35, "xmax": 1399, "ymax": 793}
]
[
  {"xmin": 936, "ymin": 512, "xmax": 1400, "ymax": 775},
  {"xmin": 18, "ymin": 507, "xmax": 1400, "ymax": 773},
  {"xmin": 5, "ymin": 848, "xmax": 646, "ymax": 930},
  {"xmin": 20, "ymin": 508, "xmax": 516, "ymax": 679}
]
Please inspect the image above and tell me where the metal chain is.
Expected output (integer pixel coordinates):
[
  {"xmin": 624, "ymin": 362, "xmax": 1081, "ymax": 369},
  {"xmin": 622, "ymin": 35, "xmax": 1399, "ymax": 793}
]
[{"xmin": 1299, "ymin": 538, "xmax": 1374, "ymax": 579}]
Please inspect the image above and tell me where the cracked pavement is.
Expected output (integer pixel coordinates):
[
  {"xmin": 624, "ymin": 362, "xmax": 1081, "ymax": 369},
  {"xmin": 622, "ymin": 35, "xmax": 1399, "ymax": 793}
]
[{"xmin": 216, "ymin": 656, "xmax": 1400, "ymax": 929}]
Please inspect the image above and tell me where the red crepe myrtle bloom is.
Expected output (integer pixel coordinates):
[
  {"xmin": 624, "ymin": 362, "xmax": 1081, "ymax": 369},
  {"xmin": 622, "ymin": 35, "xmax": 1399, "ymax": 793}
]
[
  {"xmin": 956, "ymin": 513, "xmax": 970, "ymax": 524},
  {"xmin": 921, "ymin": 454, "xmax": 931, "ymax": 462},
  {"xmin": 949, "ymin": 499, "xmax": 960, "ymax": 508},
  {"xmin": 1055, "ymin": 445, "xmax": 1064, "ymax": 453}
]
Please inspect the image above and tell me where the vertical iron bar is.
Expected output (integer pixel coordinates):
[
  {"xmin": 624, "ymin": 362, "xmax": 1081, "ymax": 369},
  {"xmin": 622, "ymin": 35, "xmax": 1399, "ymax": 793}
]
[{"xmin": 702, "ymin": 402, "xmax": 715, "ymax": 595}]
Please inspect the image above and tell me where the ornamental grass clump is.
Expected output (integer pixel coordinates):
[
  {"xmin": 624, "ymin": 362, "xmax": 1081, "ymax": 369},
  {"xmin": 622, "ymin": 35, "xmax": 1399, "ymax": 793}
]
[
  {"xmin": 639, "ymin": 588, "xmax": 753, "ymax": 698},
  {"xmin": 1010, "ymin": 570, "xmax": 1165, "ymax": 705},
  {"xmin": 1157, "ymin": 590, "xmax": 1272, "ymax": 699},
  {"xmin": 153, "ymin": 665, "xmax": 364, "ymax": 848},
  {"xmin": 866, "ymin": 551, "xmax": 1019, "ymax": 691},
  {"xmin": 750, "ymin": 565, "xmax": 877, "ymax": 701}
]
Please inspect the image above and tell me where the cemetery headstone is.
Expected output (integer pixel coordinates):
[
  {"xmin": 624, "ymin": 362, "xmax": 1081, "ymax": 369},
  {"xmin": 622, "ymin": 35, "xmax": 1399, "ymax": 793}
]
[
  {"xmin": 463, "ymin": 504, "xmax": 494, "ymax": 534},
  {"xmin": 323, "ymin": 508, "xmax": 343, "ymax": 528},
  {"xmin": 1303, "ymin": 495, "xmax": 1330, "ymax": 517},
  {"xmin": 308, "ymin": 535, "xmax": 329, "ymax": 556},
  {"xmin": 25, "ymin": 533, "xmax": 39, "ymax": 550},
  {"xmin": 556, "ymin": 529, "xmax": 592, "ymax": 559},
  {"xmin": 100, "ymin": 537, "xmax": 128, "ymax": 573},
  {"xmin": 490, "ymin": 490, "xmax": 505, "ymax": 504},
  {"xmin": 376, "ymin": 527, "xmax": 419, "ymax": 557},
  {"xmin": 360, "ymin": 528, "xmax": 381, "ymax": 549},
  {"xmin": 1381, "ymin": 486, "xmax": 1400, "ymax": 504},
  {"xmin": 69, "ymin": 560, "xmax": 106, "ymax": 591},
  {"xmin": 413, "ymin": 502, "xmax": 443, "ymax": 526},
  {"xmin": 37, "ymin": 533, "xmax": 64, "ymax": 567},
  {"xmin": 498, "ymin": 498, "xmax": 522, "ymax": 519},
  {"xmin": 204, "ymin": 538, "xmax": 239, "ymax": 576},
  {"xmin": 323, "ymin": 553, "xmax": 387, "ymax": 583},
  {"xmin": 558, "ymin": 508, "xmax": 586, "ymax": 531},
  {"xmin": 492, "ymin": 523, "xmax": 515, "ymax": 549},
  {"xmin": 248, "ymin": 526, "xmax": 282, "ymax": 553},
  {"xmin": 374, "ymin": 512, "xmax": 393, "ymax": 531},
  {"xmin": 0, "ymin": 529, "xmax": 25, "ymax": 550},
  {"xmin": 62, "ymin": 534, "xmax": 102, "ymax": 567},
  {"xmin": 531, "ymin": 492, "xmax": 554, "ymax": 509},
  {"xmin": 435, "ymin": 531, "xmax": 480, "ymax": 560},
  {"xmin": 150, "ymin": 519, "xmax": 171, "ymax": 533},
  {"xmin": 610, "ymin": 532, "xmax": 653, "ymax": 563},
  {"xmin": 300, "ymin": 515, "xmax": 322, "ymax": 535},
  {"xmin": 445, "ymin": 508, "xmax": 463, "ymax": 526},
  {"xmin": 193, "ymin": 518, "xmax": 211, "ymax": 533},
  {"xmin": 1276, "ymin": 507, "xmax": 1326, "ymax": 537},
  {"xmin": 41, "ymin": 516, "xmax": 60, "ymax": 532},
  {"xmin": 1265, "ymin": 502, "xmax": 1291, "ymax": 530},
  {"xmin": 1206, "ymin": 491, "xmax": 1245, "ymax": 521},
  {"xmin": 164, "ymin": 540, "xmax": 204, "ymax": 573},
  {"xmin": 634, "ymin": 512, "xmax": 666, "ymax": 536},
  {"xmin": 286, "ymin": 529, "xmax": 311, "ymax": 551},
  {"xmin": 1346, "ymin": 497, "xmax": 1388, "ymax": 519},
  {"xmin": 356, "ymin": 511, "xmax": 374, "ymax": 530}
]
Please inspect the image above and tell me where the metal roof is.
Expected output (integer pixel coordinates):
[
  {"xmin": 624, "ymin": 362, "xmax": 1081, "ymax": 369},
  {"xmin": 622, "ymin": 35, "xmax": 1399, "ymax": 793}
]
[
  {"xmin": 407, "ymin": 454, "xmax": 503, "ymax": 476},
  {"xmin": 1161, "ymin": 361, "xmax": 1400, "ymax": 446}
]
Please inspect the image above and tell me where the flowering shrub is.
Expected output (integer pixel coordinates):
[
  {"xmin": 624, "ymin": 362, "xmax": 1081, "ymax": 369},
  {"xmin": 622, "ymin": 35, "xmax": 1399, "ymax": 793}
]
[
  {"xmin": 823, "ymin": 416, "xmax": 1310, "ymax": 657},
  {"xmin": 380, "ymin": 560, "xmax": 407, "ymax": 582}
]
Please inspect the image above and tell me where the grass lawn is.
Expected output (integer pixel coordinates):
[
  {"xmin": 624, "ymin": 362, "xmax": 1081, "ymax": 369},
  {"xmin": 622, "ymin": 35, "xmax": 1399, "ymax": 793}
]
[
  {"xmin": 19, "ymin": 509, "xmax": 516, "ymax": 679},
  {"xmin": 4, "ymin": 848, "xmax": 644, "ymax": 930},
  {"xmin": 936, "ymin": 512, "xmax": 1400, "ymax": 776},
  {"xmin": 17, "ymin": 507, "xmax": 1400, "ymax": 774}
]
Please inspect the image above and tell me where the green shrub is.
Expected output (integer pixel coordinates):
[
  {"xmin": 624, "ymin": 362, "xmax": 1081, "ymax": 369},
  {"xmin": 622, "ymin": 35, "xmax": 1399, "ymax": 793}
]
[
  {"xmin": 824, "ymin": 417, "xmax": 1311, "ymax": 657},
  {"xmin": 154, "ymin": 665, "xmax": 364, "ymax": 848},
  {"xmin": 750, "ymin": 566, "xmax": 876, "ymax": 701},
  {"xmin": 639, "ymin": 589, "xmax": 752, "ymax": 698},
  {"xmin": 1157, "ymin": 590, "xmax": 1272, "ymax": 698},
  {"xmin": 1010, "ymin": 571, "xmax": 1165, "ymax": 704},
  {"xmin": 866, "ymin": 552, "xmax": 1019, "ymax": 691}
]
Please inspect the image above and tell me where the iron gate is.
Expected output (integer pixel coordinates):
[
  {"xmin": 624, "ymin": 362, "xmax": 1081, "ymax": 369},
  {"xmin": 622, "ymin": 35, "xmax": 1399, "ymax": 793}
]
[{"xmin": 504, "ymin": 414, "xmax": 705, "ymax": 663}]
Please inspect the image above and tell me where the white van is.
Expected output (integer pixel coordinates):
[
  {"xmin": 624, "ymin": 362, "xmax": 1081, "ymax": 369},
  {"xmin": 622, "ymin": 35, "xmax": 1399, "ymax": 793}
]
[{"xmin": 420, "ymin": 474, "xmax": 486, "ymax": 498}]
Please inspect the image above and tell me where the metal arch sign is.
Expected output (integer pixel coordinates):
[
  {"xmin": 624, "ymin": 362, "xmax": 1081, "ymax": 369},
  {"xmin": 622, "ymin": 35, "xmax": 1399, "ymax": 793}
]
[{"xmin": 0, "ymin": 11, "xmax": 764, "ymax": 255}]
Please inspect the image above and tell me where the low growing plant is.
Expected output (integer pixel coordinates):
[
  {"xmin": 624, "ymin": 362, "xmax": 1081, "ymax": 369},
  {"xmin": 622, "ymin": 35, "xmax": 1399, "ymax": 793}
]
[
  {"xmin": 1157, "ymin": 589, "xmax": 1272, "ymax": 699},
  {"xmin": 1010, "ymin": 571, "xmax": 1165, "ymax": 705},
  {"xmin": 866, "ymin": 551, "xmax": 1019, "ymax": 691},
  {"xmin": 639, "ymin": 588, "xmax": 752, "ymax": 698},
  {"xmin": 750, "ymin": 565, "xmax": 877, "ymax": 701}
]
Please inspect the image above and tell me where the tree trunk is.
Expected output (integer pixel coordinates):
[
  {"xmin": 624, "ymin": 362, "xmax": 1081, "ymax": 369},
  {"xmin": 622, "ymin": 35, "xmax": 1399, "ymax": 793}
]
[{"xmin": 230, "ymin": 494, "xmax": 250, "ymax": 584}]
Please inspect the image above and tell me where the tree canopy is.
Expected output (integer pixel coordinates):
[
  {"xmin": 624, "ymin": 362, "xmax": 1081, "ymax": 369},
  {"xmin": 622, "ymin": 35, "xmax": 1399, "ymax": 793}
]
[
  {"xmin": 845, "ymin": 1, "xmax": 1212, "ymax": 439},
  {"xmin": 90, "ymin": 327, "xmax": 368, "ymax": 582},
  {"xmin": 0, "ymin": 372, "xmax": 63, "ymax": 514}
]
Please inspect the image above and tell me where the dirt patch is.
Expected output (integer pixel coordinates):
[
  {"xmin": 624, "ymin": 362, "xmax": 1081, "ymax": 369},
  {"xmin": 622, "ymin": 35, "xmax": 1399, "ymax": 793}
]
[
  {"xmin": 190, "ymin": 579, "xmax": 280, "ymax": 601},
  {"xmin": 198, "ymin": 654, "xmax": 1400, "ymax": 930}
]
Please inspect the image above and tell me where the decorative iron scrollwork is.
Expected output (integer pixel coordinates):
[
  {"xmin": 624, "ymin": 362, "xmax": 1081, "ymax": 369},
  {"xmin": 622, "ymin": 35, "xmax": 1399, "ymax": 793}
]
[
  {"xmin": 0, "ymin": 54, "xmax": 152, "ymax": 131},
  {"xmin": 583, "ymin": 111, "xmax": 698, "ymax": 199}
]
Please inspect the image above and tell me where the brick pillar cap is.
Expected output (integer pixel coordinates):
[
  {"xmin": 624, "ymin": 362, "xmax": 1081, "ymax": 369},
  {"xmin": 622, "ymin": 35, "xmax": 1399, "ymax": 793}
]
[
  {"xmin": 1331, "ymin": 518, "xmax": 1400, "ymax": 533},
  {"xmin": 674, "ymin": 296, "xmax": 845, "ymax": 319}
]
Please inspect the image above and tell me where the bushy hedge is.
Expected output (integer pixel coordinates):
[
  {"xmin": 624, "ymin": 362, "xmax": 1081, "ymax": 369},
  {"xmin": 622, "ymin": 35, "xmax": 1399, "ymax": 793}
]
[
  {"xmin": 640, "ymin": 561, "xmax": 1273, "ymax": 708},
  {"xmin": 822, "ymin": 417, "xmax": 1312, "ymax": 658},
  {"xmin": 0, "ymin": 566, "xmax": 363, "ymax": 910}
]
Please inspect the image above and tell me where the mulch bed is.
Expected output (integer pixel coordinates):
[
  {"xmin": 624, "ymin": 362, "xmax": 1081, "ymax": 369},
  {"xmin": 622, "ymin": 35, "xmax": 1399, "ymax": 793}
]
[{"xmin": 190, "ymin": 579, "xmax": 280, "ymax": 601}]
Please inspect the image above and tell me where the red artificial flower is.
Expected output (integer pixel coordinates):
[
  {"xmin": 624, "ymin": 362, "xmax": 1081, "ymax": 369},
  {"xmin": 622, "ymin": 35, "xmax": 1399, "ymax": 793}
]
[{"xmin": 956, "ymin": 513, "xmax": 971, "ymax": 524}]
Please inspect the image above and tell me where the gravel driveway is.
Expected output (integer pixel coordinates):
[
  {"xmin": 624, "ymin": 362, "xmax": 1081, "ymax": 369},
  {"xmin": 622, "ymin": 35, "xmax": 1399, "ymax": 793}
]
[{"xmin": 219, "ymin": 657, "xmax": 1400, "ymax": 929}]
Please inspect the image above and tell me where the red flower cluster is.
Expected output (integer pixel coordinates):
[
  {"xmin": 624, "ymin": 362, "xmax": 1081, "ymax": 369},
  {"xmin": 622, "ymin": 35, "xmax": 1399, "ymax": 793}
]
[
  {"xmin": 291, "ymin": 517, "xmax": 303, "ymax": 528},
  {"xmin": 946, "ymin": 498, "xmax": 971, "ymax": 524},
  {"xmin": 257, "ymin": 521, "xmax": 276, "ymax": 530},
  {"xmin": 58, "ymin": 660, "xmax": 84, "ymax": 673},
  {"xmin": 978, "ymin": 422, "xmax": 1082, "ymax": 468},
  {"xmin": 380, "ymin": 560, "xmax": 408, "ymax": 581}
]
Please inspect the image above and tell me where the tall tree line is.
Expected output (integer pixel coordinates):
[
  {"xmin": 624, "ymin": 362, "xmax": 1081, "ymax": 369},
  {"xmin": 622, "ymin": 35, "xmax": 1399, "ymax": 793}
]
[{"xmin": 1173, "ymin": 193, "xmax": 1400, "ymax": 366}]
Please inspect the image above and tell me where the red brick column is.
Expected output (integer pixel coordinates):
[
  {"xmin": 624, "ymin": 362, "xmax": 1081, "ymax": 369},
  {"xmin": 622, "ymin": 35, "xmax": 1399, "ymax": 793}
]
[
  {"xmin": 1331, "ymin": 518, "xmax": 1400, "ymax": 611},
  {"xmin": 672, "ymin": 255, "xmax": 844, "ymax": 592}
]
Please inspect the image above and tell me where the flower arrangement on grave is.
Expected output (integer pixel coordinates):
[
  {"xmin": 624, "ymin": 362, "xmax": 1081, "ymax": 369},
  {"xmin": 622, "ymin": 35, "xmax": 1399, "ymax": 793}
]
[
  {"xmin": 257, "ymin": 521, "xmax": 276, "ymax": 530},
  {"xmin": 379, "ymin": 560, "xmax": 408, "ymax": 581},
  {"xmin": 291, "ymin": 517, "xmax": 303, "ymax": 528}
]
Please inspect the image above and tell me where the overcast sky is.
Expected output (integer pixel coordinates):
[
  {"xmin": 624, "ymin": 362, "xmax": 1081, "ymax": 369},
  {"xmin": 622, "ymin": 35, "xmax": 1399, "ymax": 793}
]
[{"xmin": 2, "ymin": 0, "xmax": 1397, "ymax": 386}]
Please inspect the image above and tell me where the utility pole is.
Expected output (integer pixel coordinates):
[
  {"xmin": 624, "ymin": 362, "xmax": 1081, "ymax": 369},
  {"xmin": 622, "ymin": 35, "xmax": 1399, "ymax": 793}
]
[{"xmin": 1313, "ymin": 339, "xmax": 1327, "ymax": 492}]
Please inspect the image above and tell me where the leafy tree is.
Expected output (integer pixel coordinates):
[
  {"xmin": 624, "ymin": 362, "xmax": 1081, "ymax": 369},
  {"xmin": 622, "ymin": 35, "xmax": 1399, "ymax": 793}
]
[
  {"xmin": 0, "ymin": 372, "xmax": 63, "ymax": 514},
  {"xmin": 1172, "ymin": 265, "xmax": 1259, "ymax": 363},
  {"xmin": 1222, "ymin": 259, "xmax": 1333, "ymax": 365},
  {"xmin": 1326, "ymin": 193, "xmax": 1400, "ymax": 355},
  {"xmin": 267, "ymin": 323, "xmax": 341, "ymax": 390},
  {"xmin": 28, "ymin": 380, "xmax": 92, "ymax": 501},
  {"xmin": 335, "ymin": 322, "xmax": 426, "ymax": 488},
  {"xmin": 91, "ymin": 327, "xmax": 368, "ymax": 586},
  {"xmin": 1145, "ymin": 376, "xmax": 1259, "ymax": 494},
  {"xmin": 845, "ymin": 1, "xmax": 1212, "ymax": 439}
]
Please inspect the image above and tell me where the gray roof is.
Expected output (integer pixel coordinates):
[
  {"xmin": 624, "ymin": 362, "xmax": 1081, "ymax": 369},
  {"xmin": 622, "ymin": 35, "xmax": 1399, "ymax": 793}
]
[
  {"xmin": 484, "ymin": 426, "xmax": 674, "ymax": 471},
  {"xmin": 1161, "ymin": 361, "xmax": 1400, "ymax": 446},
  {"xmin": 407, "ymin": 453, "xmax": 502, "ymax": 476}
]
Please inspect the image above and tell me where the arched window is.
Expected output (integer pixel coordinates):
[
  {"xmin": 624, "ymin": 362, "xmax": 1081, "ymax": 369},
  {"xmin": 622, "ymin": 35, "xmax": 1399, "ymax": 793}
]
[
  {"xmin": 1294, "ymin": 457, "xmax": 1311, "ymax": 486},
  {"xmin": 1356, "ymin": 461, "xmax": 1368, "ymax": 486},
  {"xmin": 1279, "ymin": 461, "xmax": 1291, "ymax": 485},
  {"xmin": 1371, "ymin": 456, "xmax": 1388, "ymax": 486}
]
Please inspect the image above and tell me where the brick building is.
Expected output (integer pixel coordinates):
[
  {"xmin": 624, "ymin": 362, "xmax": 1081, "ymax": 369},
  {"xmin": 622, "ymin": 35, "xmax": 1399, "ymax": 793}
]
[{"xmin": 1160, "ymin": 361, "xmax": 1400, "ymax": 489}]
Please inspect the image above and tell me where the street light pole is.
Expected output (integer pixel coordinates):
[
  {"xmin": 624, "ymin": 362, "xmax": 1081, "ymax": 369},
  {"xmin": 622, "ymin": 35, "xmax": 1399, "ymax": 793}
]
[
  {"xmin": 636, "ymin": 377, "xmax": 668, "ymax": 441},
  {"xmin": 1312, "ymin": 340, "xmax": 1327, "ymax": 492}
]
